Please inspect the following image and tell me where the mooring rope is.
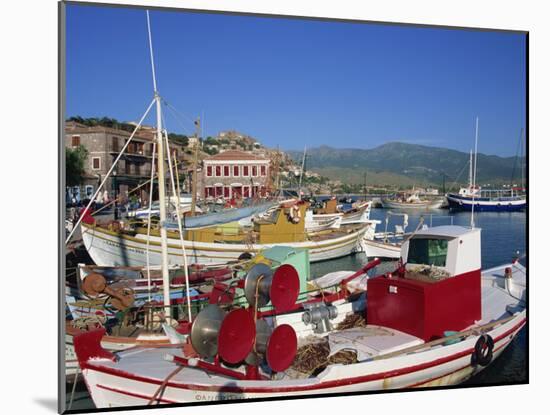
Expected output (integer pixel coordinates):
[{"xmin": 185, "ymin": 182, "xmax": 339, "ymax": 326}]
[{"xmin": 147, "ymin": 365, "xmax": 184, "ymax": 405}]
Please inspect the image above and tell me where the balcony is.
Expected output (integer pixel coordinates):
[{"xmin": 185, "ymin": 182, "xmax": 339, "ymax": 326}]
[{"xmin": 110, "ymin": 145, "xmax": 152, "ymax": 157}]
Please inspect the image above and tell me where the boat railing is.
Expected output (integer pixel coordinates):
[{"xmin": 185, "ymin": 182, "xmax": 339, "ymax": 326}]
[
  {"xmin": 69, "ymin": 275, "xmax": 356, "ymax": 335},
  {"xmin": 425, "ymin": 214, "xmax": 454, "ymax": 227}
]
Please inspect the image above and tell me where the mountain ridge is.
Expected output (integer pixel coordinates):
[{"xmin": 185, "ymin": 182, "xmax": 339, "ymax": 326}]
[{"xmin": 287, "ymin": 142, "xmax": 523, "ymax": 186}]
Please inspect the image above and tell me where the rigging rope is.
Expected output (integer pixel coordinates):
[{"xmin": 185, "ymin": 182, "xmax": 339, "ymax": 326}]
[
  {"xmin": 145, "ymin": 141, "xmax": 157, "ymax": 302},
  {"xmin": 163, "ymin": 127, "xmax": 193, "ymax": 322},
  {"xmin": 449, "ymin": 158, "xmax": 470, "ymax": 192}
]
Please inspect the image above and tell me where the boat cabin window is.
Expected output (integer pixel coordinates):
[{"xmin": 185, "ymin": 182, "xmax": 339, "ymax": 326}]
[{"xmin": 407, "ymin": 238, "xmax": 448, "ymax": 267}]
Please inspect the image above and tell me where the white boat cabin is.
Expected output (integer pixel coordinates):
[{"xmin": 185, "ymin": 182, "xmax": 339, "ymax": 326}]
[{"xmin": 400, "ymin": 225, "xmax": 481, "ymax": 278}]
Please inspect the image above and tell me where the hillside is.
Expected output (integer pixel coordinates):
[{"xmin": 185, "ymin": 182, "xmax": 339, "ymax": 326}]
[{"xmin": 288, "ymin": 142, "xmax": 524, "ymax": 187}]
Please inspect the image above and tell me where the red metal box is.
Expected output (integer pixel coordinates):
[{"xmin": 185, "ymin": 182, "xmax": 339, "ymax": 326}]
[{"xmin": 366, "ymin": 270, "xmax": 481, "ymax": 341}]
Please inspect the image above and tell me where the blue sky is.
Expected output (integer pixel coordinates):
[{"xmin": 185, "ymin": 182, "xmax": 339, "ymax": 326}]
[{"xmin": 66, "ymin": 4, "xmax": 526, "ymax": 156}]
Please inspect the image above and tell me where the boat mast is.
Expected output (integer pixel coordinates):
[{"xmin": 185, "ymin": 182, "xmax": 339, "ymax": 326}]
[
  {"xmin": 298, "ymin": 145, "xmax": 306, "ymax": 200},
  {"xmin": 471, "ymin": 117, "xmax": 479, "ymax": 229},
  {"xmin": 364, "ymin": 171, "xmax": 367, "ymax": 200},
  {"xmin": 468, "ymin": 149, "xmax": 473, "ymax": 189},
  {"xmin": 276, "ymin": 146, "xmax": 281, "ymax": 194},
  {"xmin": 520, "ymin": 127, "xmax": 525, "ymax": 191},
  {"xmin": 190, "ymin": 117, "xmax": 200, "ymax": 216},
  {"xmin": 147, "ymin": 11, "xmax": 172, "ymax": 318}
]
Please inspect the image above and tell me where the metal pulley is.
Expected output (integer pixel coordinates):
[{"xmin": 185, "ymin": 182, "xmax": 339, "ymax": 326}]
[{"xmin": 302, "ymin": 303, "xmax": 338, "ymax": 334}]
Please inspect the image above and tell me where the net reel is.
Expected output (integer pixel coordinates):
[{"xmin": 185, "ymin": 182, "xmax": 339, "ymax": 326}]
[
  {"xmin": 184, "ymin": 262, "xmax": 301, "ymax": 379},
  {"xmin": 190, "ymin": 304, "xmax": 226, "ymax": 358},
  {"xmin": 244, "ymin": 263, "xmax": 300, "ymax": 312},
  {"xmin": 218, "ymin": 308, "xmax": 257, "ymax": 364},
  {"xmin": 244, "ymin": 320, "xmax": 297, "ymax": 372},
  {"xmin": 188, "ymin": 307, "xmax": 298, "ymax": 377}
]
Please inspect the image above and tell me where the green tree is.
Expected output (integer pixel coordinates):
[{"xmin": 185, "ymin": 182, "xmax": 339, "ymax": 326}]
[
  {"xmin": 168, "ymin": 133, "xmax": 189, "ymax": 147},
  {"xmin": 204, "ymin": 146, "xmax": 219, "ymax": 156},
  {"xmin": 66, "ymin": 145, "xmax": 88, "ymax": 186},
  {"xmin": 204, "ymin": 137, "xmax": 219, "ymax": 146}
]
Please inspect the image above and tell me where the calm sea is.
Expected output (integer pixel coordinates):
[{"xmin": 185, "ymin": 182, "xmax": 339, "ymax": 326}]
[{"xmin": 66, "ymin": 208, "xmax": 527, "ymax": 409}]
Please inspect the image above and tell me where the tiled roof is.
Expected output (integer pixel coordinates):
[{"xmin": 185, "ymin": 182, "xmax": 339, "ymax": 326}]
[
  {"xmin": 65, "ymin": 122, "xmax": 155, "ymax": 141},
  {"xmin": 204, "ymin": 150, "xmax": 268, "ymax": 161}
]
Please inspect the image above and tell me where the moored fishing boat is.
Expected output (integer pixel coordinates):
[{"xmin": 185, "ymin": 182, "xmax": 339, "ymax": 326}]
[
  {"xmin": 310, "ymin": 198, "xmax": 371, "ymax": 224},
  {"xmin": 73, "ymin": 225, "xmax": 526, "ymax": 407},
  {"xmin": 381, "ymin": 192, "xmax": 444, "ymax": 210},
  {"xmin": 361, "ymin": 212, "xmax": 409, "ymax": 259},
  {"xmin": 362, "ymin": 237, "xmax": 402, "ymax": 259},
  {"xmin": 446, "ymin": 128, "xmax": 526, "ymax": 212},
  {"xmin": 304, "ymin": 211, "xmax": 342, "ymax": 232},
  {"xmin": 446, "ymin": 187, "xmax": 526, "ymax": 212},
  {"xmin": 80, "ymin": 201, "xmax": 373, "ymax": 266},
  {"xmin": 303, "ymin": 199, "xmax": 371, "ymax": 232}
]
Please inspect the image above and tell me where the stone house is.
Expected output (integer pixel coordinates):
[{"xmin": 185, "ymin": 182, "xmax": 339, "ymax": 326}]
[{"xmin": 65, "ymin": 121, "xmax": 186, "ymax": 204}]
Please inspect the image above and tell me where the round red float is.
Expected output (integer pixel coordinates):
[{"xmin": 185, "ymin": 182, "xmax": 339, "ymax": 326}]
[
  {"xmin": 218, "ymin": 309, "xmax": 256, "ymax": 364},
  {"xmin": 270, "ymin": 264, "xmax": 300, "ymax": 312},
  {"xmin": 266, "ymin": 324, "xmax": 297, "ymax": 372}
]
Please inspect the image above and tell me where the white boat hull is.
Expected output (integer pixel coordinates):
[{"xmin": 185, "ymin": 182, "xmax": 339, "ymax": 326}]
[
  {"xmin": 81, "ymin": 222, "xmax": 371, "ymax": 266},
  {"xmin": 79, "ymin": 312, "xmax": 524, "ymax": 407},
  {"xmin": 362, "ymin": 238, "xmax": 401, "ymax": 259},
  {"xmin": 381, "ymin": 199, "xmax": 443, "ymax": 210},
  {"xmin": 74, "ymin": 262, "xmax": 526, "ymax": 407}
]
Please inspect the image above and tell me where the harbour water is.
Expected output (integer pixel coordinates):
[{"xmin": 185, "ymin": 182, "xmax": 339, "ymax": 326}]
[{"xmin": 66, "ymin": 208, "xmax": 526, "ymax": 409}]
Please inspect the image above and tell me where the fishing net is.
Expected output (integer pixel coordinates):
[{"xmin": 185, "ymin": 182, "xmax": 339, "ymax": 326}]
[
  {"xmin": 335, "ymin": 313, "xmax": 367, "ymax": 330},
  {"xmin": 291, "ymin": 339, "xmax": 358, "ymax": 376},
  {"xmin": 406, "ymin": 264, "xmax": 450, "ymax": 282},
  {"xmin": 290, "ymin": 313, "xmax": 366, "ymax": 376}
]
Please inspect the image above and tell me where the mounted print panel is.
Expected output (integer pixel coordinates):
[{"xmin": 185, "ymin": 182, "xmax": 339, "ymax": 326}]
[{"xmin": 60, "ymin": 1, "xmax": 527, "ymax": 413}]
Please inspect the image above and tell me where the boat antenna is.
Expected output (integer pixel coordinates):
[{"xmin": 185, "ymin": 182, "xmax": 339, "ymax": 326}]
[
  {"xmin": 470, "ymin": 117, "xmax": 479, "ymax": 229},
  {"xmin": 147, "ymin": 10, "xmax": 172, "ymax": 319}
]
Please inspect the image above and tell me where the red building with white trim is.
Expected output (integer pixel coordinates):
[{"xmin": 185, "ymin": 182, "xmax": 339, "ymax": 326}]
[{"xmin": 202, "ymin": 150, "xmax": 270, "ymax": 200}]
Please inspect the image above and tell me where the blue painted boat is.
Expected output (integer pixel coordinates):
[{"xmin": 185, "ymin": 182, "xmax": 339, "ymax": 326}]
[
  {"xmin": 446, "ymin": 130, "xmax": 526, "ymax": 212},
  {"xmin": 446, "ymin": 188, "xmax": 526, "ymax": 212}
]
